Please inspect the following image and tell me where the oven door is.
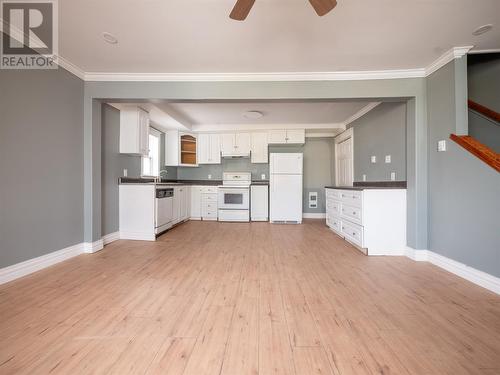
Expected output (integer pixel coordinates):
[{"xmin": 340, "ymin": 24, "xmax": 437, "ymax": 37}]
[{"xmin": 218, "ymin": 187, "xmax": 249, "ymax": 210}]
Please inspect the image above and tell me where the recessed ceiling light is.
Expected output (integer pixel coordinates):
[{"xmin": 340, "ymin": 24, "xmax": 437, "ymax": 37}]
[
  {"xmin": 102, "ymin": 32, "xmax": 118, "ymax": 44},
  {"xmin": 472, "ymin": 24, "xmax": 493, "ymax": 36},
  {"xmin": 243, "ymin": 111, "xmax": 264, "ymax": 120}
]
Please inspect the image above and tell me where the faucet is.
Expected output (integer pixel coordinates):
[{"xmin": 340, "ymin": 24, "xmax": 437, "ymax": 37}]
[{"xmin": 158, "ymin": 169, "xmax": 168, "ymax": 182}]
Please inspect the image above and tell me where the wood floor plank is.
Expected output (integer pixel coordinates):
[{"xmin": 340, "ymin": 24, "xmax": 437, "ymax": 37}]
[{"xmin": 0, "ymin": 220, "xmax": 498, "ymax": 375}]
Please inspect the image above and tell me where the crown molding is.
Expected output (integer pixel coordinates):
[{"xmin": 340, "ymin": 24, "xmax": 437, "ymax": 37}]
[
  {"xmin": 57, "ymin": 56, "xmax": 86, "ymax": 80},
  {"xmin": 425, "ymin": 46, "xmax": 473, "ymax": 76},
  {"xmin": 192, "ymin": 123, "xmax": 345, "ymax": 132},
  {"xmin": 84, "ymin": 69, "xmax": 427, "ymax": 82}
]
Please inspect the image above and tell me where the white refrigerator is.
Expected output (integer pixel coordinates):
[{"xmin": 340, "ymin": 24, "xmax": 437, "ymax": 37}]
[{"xmin": 270, "ymin": 153, "xmax": 303, "ymax": 223}]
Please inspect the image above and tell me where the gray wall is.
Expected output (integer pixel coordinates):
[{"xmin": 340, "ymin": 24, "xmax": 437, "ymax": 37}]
[
  {"xmin": 467, "ymin": 54, "xmax": 500, "ymax": 152},
  {"xmin": 101, "ymin": 104, "xmax": 142, "ymax": 236},
  {"xmin": 427, "ymin": 58, "xmax": 500, "ymax": 278},
  {"xmin": 347, "ymin": 102, "xmax": 407, "ymax": 182},
  {"xmin": 0, "ymin": 68, "xmax": 84, "ymax": 268}
]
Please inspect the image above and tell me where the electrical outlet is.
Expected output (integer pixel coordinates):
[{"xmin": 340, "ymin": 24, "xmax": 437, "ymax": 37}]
[
  {"xmin": 362, "ymin": 174, "xmax": 366, "ymax": 181},
  {"xmin": 371, "ymin": 156, "xmax": 377, "ymax": 163},
  {"xmin": 123, "ymin": 169, "xmax": 128, "ymax": 177},
  {"xmin": 390, "ymin": 172, "xmax": 396, "ymax": 181},
  {"xmin": 385, "ymin": 155, "xmax": 391, "ymax": 163},
  {"xmin": 437, "ymin": 140, "xmax": 447, "ymax": 152},
  {"xmin": 261, "ymin": 174, "xmax": 266, "ymax": 180},
  {"xmin": 208, "ymin": 174, "xmax": 212, "ymax": 180}
]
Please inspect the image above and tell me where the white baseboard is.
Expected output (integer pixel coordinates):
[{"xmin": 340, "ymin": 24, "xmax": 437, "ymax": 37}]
[
  {"xmin": 83, "ymin": 239, "xmax": 104, "ymax": 254},
  {"xmin": 119, "ymin": 231, "xmax": 156, "ymax": 241},
  {"xmin": 303, "ymin": 213, "xmax": 326, "ymax": 219},
  {"xmin": 0, "ymin": 243, "xmax": 84, "ymax": 285},
  {"xmin": 406, "ymin": 247, "xmax": 500, "ymax": 295},
  {"xmin": 103, "ymin": 231, "xmax": 120, "ymax": 245}
]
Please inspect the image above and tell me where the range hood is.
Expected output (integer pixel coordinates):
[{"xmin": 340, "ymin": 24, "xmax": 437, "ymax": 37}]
[{"xmin": 221, "ymin": 151, "xmax": 251, "ymax": 159}]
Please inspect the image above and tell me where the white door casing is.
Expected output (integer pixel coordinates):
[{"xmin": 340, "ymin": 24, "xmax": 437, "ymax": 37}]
[{"xmin": 334, "ymin": 128, "xmax": 354, "ymax": 186}]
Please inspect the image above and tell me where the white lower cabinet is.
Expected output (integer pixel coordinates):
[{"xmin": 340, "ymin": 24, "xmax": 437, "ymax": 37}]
[
  {"xmin": 325, "ymin": 187, "xmax": 407, "ymax": 255},
  {"xmin": 251, "ymin": 185, "xmax": 268, "ymax": 221},
  {"xmin": 190, "ymin": 186, "xmax": 218, "ymax": 221}
]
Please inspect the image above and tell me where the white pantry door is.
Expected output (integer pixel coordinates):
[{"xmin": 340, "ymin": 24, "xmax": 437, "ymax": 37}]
[{"xmin": 336, "ymin": 137, "xmax": 353, "ymax": 186}]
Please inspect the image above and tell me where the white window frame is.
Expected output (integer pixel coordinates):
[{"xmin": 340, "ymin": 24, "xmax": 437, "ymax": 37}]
[{"xmin": 141, "ymin": 127, "xmax": 162, "ymax": 177}]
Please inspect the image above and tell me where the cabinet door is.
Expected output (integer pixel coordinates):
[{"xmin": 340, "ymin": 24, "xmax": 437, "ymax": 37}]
[
  {"xmin": 251, "ymin": 132, "xmax": 268, "ymax": 163},
  {"xmin": 285, "ymin": 129, "xmax": 305, "ymax": 144},
  {"xmin": 198, "ymin": 134, "xmax": 210, "ymax": 164},
  {"xmin": 183, "ymin": 186, "xmax": 191, "ymax": 220},
  {"xmin": 235, "ymin": 133, "xmax": 251, "ymax": 154},
  {"xmin": 172, "ymin": 187, "xmax": 181, "ymax": 223},
  {"xmin": 268, "ymin": 130, "xmax": 287, "ymax": 144},
  {"xmin": 251, "ymin": 185, "xmax": 268, "ymax": 221},
  {"xmin": 190, "ymin": 187, "xmax": 202, "ymax": 219},
  {"xmin": 209, "ymin": 134, "xmax": 221, "ymax": 163},
  {"xmin": 221, "ymin": 133, "xmax": 235, "ymax": 154},
  {"xmin": 138, "ymin": 108, "xmax": 150, "ymax": 155}
]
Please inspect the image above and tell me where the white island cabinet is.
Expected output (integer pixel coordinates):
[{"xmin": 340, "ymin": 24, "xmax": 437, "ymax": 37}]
[{"xmin": 325, "ymin": 187, "xmax": 407, "ymax": 256}]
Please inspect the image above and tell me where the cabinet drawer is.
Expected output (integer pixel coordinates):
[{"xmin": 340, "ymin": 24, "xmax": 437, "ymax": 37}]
[
  {"xmin": 339, "ymin": 190, "xmax": 362, "ymax": 207},
  {"xmin": 341, "ymin": 220, "xmax": 364, "ymax": 247},
  {"xmin": 325, "ymin": 189, "xmax": 341, "ymax": 200},
  {"xmin": 202, "ymin": 194, "xmax": 218, "ymax": 202},
  {"xmin": 203, "ymin": 201, "xmax": 217, "ymax": 210},
  {"xmin": 327, "ymin": 198, "xmax": 341, "ymax": 217},
  {"xmin": 202, "ymin": 209, "xmax": 218, "ymax": 218},
  {"xmin": 202, "ymin": 187, "xmax": 218, "ymax": 194},
  {"xmin": 329, "ymin": 215, "xmax": 341, "ymax": 233},
  {"xmin": 340, "ymin": 203, "xmax": 362, "ymax": 225}
]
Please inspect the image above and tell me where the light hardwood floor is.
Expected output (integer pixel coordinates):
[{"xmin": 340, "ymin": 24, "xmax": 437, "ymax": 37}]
[{"xmin": 1, "ymin": 220, "xmax": 499, "ymax": 374}]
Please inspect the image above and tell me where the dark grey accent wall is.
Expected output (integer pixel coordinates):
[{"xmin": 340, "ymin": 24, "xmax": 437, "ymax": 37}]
[
  {"xmin": 101, "ymin": 104, "xmax": 141, "ymax": 236},
  {"xmin": 427, "ymin": 58, "xmax": 500, "ymax": 278},
  {"xmin": 467, "ymin": 53, "xmax": 500, "ymax": 152},
  {"xmin": 0, "ymin": 68, "xmax": 84, "ymax": 268},
  {"xmin": 468, "ymin": 110, "xmax": 500, "ymax": 153},
  {"xmin": 347, "ymin": 102, "xmax": 407, "ymax": 182}
]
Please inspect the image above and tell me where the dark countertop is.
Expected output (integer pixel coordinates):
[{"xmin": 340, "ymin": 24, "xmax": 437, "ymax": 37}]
[
  {"xmin": 251, "ymin": 180, "xmax": 269, "ymax": 186},
  {"xmin": 119, "ymin": 177, "xmax": 222, "ymax": 186},
  {"xmin": 325, "ymin": 181, "xmax": 407, "ymax": 190}
]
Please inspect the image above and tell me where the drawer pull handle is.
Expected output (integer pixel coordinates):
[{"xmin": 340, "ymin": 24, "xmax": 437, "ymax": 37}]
[
  {"xmin": 353, "ymin": 212, "xmax": 356, "ymax": 215},
  {"xmin": 352, "ymin": 232, "xmax": 356, "ymax": 236},
  {"xmin": 342, "ymin": 227, "xmax": 345, "ymax": 230}
]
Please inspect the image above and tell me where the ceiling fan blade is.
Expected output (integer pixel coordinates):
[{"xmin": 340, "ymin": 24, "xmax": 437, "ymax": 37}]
[
  {"xmin": 230, "ymin": 0, "xmax": 256, "ymax": 21},
  {"xmin": 308, "ymin": 0, "xmax": 337, "ymax": 16}
]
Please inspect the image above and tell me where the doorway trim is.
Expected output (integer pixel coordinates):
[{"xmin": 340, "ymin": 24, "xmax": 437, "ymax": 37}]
[{"xmin": 334, "ymin": 128, "xmax": 354, "ymax": 186}]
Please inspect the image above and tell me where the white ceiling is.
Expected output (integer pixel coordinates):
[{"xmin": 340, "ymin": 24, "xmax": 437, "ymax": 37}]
[
  {"xmin": 60, "ymin": 0, "xmax": 500, "ymax": 74},
  {"xmin": 164, "ymin": 101, "xmax": 369, "ymax": 126}
]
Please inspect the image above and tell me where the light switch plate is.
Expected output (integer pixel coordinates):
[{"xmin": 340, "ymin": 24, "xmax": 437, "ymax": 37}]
[
  {"xmin": 385, "ymin": 155, "xmax": 391, "ymax": 163},
  {"xmin": 208, "ymin": 174, "xmax": 212, "ymax": 179},
  {"xmin": 362, "ymin": 174, "xmax": 366, "ymax": 181},
  {"xmin": 261, "ymin": 174, "xmax": 266, "ymax": 180},
  {"xmin": 371, "ymin": 156, "xmax": 377, "ymax": 163},
  {"xmin": 437, "ymin": 140, "xmax": 447, "ymax": 152},
  {"xmin": 123, "ymin": 169, "xmax": 128, "ymax": 177},
  {"xmin": 390, "ymin": 172, "xmax": 396, "ymax": 181}
]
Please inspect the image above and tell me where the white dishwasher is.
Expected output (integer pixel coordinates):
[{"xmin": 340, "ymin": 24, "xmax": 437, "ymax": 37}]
[{"xmin": 155, "ymin": 187, "xmax": 174, "ymax": 234}]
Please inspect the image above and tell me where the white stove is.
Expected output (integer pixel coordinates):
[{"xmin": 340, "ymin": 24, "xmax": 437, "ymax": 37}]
[{"xmin": 218, "ymin": 172, "xmax": 251, "ymax": 222}]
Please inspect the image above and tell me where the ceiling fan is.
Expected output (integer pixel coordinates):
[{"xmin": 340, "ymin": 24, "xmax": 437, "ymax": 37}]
[{"xmin": 230, "ymin": 0, "xmax": 337, "ymax": 21}]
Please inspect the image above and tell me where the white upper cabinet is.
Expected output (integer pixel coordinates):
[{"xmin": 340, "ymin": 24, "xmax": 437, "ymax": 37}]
[
  {"xmin": 268, "ymin": 129, "xmax": 305, "ymax": 145},
  {"xmin": 198, "ymin": 133, "xmax": 221, "ymax": 164},
  {"xmin": 120, "ymin": 107, "xmax": 150, "ymax": 155},
  {"xmin": 251, "ymin": 132, "xmax": 269, "ymax": 163},
  {"xmin": 221, "ymin": 133, "xmax": 251, "ymax": 155},
  {"xmin": 165, "ymin": 130, "xmax": 198, "ymax": 167}
]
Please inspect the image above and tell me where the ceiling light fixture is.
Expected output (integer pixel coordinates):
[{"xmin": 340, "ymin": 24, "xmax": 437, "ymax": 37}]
[
  {"xmin": 243, "ymin": 111, "xmax": 264, "ymax": 119},
  {"xmin": 102, "ymin": 32, "xmax": 118, "ymax": 44},
  {"xmin": 472, "ymin": 24, "xmax": 493, "ymax": 36}
]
